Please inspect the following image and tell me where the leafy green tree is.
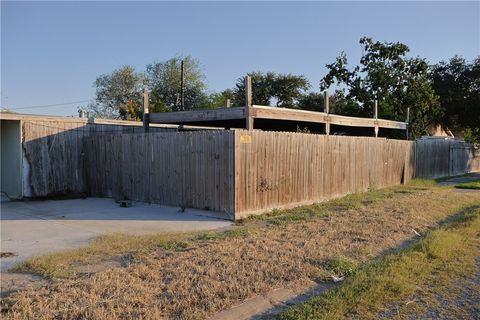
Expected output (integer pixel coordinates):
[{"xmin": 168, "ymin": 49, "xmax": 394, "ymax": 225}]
[
  {"xmin": 199, "ymin": 89, "xmax": 235, "ymax": 109},
  {"xmin": 91, "ymin": 65, "xmax": 144, "ymax": 120},
  {"xmin": 463, "ymin": 128, "xmax": 480, "ymax": 144},
  {"xmin": 271, "ymin": 74, "xmax": 310, "ymax": 107},
  {"xmin": 232, "ymin": 72, "xmax": 309, "ymax": 108},
  {"xmin": 296, "ymin": 91, "xmax": 369, "ymax": 115},
  {"xmin": 232, "ymin": 71, "xmax": 275, "ymax": 106},
  {"xmin": 320, "ymin": 37, "xmax": 442, "ymax": 138},
  {"xmin": 145, "ymin": 56, "xmax": 207, "ymax": 111},
  {"xmin": 297, "ymin": 92, "xmax": 323, "ymax": 111},
  {"xmin": 328, "ymin": 90, "xmax": 367, "ymax": 116},
  {"xmin": 430, "ymin": 56, "xmax": 480, "ymax": 142}
]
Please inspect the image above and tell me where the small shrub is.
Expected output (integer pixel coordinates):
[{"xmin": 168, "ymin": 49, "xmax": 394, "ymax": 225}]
[{"xmin": 326, "ymin": 256, "xmax": 358, "ymax": 277}]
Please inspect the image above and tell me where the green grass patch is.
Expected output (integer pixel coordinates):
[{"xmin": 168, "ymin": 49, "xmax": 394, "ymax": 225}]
[
  {"xmin": 277, "ymin": 204, "xmax": 480, "ymax": 320},
  {"xmin": 407, "ymin": 178, "xmax": 439, "ymax": 188},
  {"xmin": 454, "ymin": 180, "xmax": 480, "ymax": 190}
]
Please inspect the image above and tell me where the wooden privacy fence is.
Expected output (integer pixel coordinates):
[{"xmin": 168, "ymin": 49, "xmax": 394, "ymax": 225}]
[
  {"xmin": 10, "ymin": 113, "xmax": 478, "ymax": 219},
  {"xmin": 83, "ymin": 131, "xmax": 235, "ymax": 218},
  {"xmin": 69, "ymin": 130, "xmax": 480, "ymax": 220},
  {"xmin": 83, "ymin": 130, "xmax": 422, "ymax": 219},
  {"xmin": 234, "ymin": 131, "xmax": 415, "ymax": 218},
  {"xmin": 449, "ymin": 141, "xmax": 480, "ymax": 175}
]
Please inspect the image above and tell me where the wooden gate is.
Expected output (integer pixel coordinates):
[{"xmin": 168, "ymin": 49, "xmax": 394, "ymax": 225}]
[{"xmin": 449, "ymin": 141, "xmax": 480, "ymax": 176}]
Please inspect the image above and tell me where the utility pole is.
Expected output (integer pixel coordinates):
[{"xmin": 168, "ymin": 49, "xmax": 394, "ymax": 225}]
[
  {"xmin": 245, "ymin": 76, "xmax": 253, "ymax": 130},
  {"xmin": 180, "ymin": 59, "xmax": 185, "ymax": 111},
  {"xmin": 374, "ymin": 100, "xmax": 379, "ymax": 138},
  {"xmin": 406, "ymin": 107, "xmax": 410, "ymax": 140}
]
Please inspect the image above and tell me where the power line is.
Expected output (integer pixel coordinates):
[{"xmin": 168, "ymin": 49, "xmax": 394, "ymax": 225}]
[{"xmin": 5, "ymin": 99, "xmax": 94, "ymax": 110}]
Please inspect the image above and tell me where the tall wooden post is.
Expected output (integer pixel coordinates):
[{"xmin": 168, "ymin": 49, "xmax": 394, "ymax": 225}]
[
  {"xmin": 180, "ymin": 60, "xmax": 185, "ymax": 111},
  {"xmin": 245, "ymin": 76, "xmax": 253, "ymax": 130},
  {"xmin": 323, "ymin": 91, "xmax": 330, "ymax": 135},
  {"xmin": 406, "ymin": 107, "xmax": 410, "ymax": 140},
  {"xmin": 143, "ymin": 88, "xmax": 150, "ymax": 133},
  {"xmin": 373, "ymin": 100, "xmax": 379, "ymax": 138}
]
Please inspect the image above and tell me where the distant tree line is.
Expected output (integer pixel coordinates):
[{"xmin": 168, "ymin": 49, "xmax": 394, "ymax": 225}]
[{"xmin": 84, "ymin": 38, "xmax": 479, "ymax": 142}]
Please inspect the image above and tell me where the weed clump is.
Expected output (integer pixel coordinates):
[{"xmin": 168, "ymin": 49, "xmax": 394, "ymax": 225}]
[{"xmin": 326, "ymin": 256, "xmax": 358, "ymax": 278}]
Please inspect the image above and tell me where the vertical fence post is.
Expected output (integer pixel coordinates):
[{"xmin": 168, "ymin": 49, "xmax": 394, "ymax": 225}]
[
  {"xmin": 373, "ymin": 100, "xmax": 379, "ymax": 138},
  {"xmin": 143, "ymin": 88, "xmax": 150, "ymax": 133},
  {"xmin": 323, "ymin": 91, "xmax": 330, "ymax": 135},
  {"xmin": 245, "ymin": 76, "xmax": 253, "ymax": 130},
  {"xmin": 405, "ymin": 107, "xmax": 410, "ymax": 140}
]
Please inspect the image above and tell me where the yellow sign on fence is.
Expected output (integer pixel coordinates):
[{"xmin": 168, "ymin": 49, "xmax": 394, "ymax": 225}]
[{"xmin": 239, "ymin": 135, "xmax": 252, "ymax": 144}]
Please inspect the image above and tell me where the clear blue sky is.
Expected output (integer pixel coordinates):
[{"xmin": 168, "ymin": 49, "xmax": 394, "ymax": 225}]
[{"xmin": 2, "ymin": 1, "xmax": 479, "ymax": 116}]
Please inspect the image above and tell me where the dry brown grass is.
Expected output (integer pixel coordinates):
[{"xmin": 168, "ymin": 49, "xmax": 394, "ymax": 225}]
[{"xmin": 1, "ymin": 185, "xmax": 480, "ymax": 319}]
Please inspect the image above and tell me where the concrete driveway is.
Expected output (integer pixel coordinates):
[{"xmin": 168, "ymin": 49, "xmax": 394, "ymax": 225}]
[{"xmin": 0, "ymin": 198, "xmax": 232, "ymax": 271}]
